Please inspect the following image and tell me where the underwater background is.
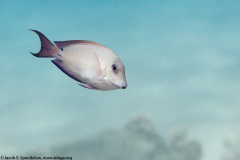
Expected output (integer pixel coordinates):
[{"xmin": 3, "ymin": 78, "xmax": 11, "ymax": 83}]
[{"xmin": 1, "ymin": 0, "xmax": 240, "ymax": 160}]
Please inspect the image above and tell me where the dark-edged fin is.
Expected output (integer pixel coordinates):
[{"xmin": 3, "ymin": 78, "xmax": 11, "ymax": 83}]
[
  {"xmin": 51, "ymin": 59, "xmax": 82, "ymax": 83},
  {"xmin": 54, "ymin": 40, "xmax": 109, "ymax": 50},
  {"xmin": 30, "ymin": 30, "xmax": 58, "ymax": 58}
]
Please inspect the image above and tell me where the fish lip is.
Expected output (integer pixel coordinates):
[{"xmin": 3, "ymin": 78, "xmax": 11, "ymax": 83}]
[
  {"xmin": 122, "ymin": 85, "xmax": 127, "ymax": 89},
  {"xmin": 120, "ymin": 82, "xmax": 127, "ymax": 89}
]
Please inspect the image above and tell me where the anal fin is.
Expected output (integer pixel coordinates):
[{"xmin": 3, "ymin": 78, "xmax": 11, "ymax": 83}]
[
  {"xmin": 52, "ymin": 59, "xmax": 82, "ymax": 83},
  {"xmin": 52, "ymin": 59, "xmax": 99, "ymax": 90}
]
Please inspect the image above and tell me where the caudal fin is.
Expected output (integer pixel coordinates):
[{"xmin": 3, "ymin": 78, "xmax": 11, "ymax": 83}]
[{"xmin": 30, "ymin": 30, "xmax": 58, "ymax": 58}]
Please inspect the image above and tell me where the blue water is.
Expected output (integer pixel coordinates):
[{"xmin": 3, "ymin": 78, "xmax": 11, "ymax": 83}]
[{"xmin": 1, "ymin": 0, "xmax": 240, "ymax": 159}]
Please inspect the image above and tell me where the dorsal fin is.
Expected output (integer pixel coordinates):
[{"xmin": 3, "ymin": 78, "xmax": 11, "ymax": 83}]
[{"xmin": 54, "ymin": 40, "xmax": 108, "ymax": 50}]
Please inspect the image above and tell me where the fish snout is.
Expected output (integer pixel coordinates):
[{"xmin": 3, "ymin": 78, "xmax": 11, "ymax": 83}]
[{"xmin": 120, "ymin": 82, "xmax": 127, "ymax": 89}]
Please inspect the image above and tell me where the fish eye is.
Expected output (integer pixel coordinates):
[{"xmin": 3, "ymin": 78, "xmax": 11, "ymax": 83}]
[{"xmin": 111, "ymin": 64, "xmax": 118, "ymax": 72}]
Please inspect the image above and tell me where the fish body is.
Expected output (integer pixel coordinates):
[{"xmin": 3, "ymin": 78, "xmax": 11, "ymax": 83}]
[{"xmin": 30, "ymin": 30, "xmax": 127, "ymax": 91}]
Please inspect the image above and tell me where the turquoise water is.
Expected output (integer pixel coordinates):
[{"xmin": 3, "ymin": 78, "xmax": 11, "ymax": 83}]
[{"xmin": 1, "ymin": 0, "xmax": 240, "ymax": 160}]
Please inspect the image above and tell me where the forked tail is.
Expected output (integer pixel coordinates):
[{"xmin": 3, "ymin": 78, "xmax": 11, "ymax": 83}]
[{"xmin": 30, "ymin": 30, "xmax": 58, "ymax": 58}]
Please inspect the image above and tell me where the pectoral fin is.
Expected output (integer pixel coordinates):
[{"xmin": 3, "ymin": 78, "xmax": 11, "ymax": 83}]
[{"xmin": 51, "ymin": 59, "xmax": 82, "ymax": 83}]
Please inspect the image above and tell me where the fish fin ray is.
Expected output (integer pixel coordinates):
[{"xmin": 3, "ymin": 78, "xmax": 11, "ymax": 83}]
[{"xmin": 30, "ymin": 30, "xmax": 58, "ymax": 58}]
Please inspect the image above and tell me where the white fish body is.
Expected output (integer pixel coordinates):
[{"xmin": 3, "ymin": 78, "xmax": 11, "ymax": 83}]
[{"xmin": 30, "ymin": 30, "xmax": 127, "ymax": 91}]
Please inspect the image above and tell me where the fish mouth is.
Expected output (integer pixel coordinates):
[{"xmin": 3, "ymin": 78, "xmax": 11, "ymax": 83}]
[
  {"xmin": 110, "ymin": 80, "xmax": 127, "ymax": 89},
  {"xmin": 104, "ymin": 76, "xmax": 126, "ymax": 89},
  {"xmin": 120, "ymin": 82, "xmax": 127, "ymax": 89}
]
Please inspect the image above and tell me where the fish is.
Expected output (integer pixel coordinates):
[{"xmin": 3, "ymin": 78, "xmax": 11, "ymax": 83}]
[{"xmin": 30, "ymin": 30, "xmax": 127, "ymax": 91}]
